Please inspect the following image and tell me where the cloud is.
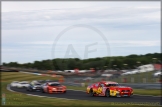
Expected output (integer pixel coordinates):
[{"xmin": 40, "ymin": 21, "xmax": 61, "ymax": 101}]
[
  {"xmin": 1, "ymin": 2, "xmax": 161, "ymax": 63},
  {"xmin": 2, "ymin": 3, "xmax": 160, "ymax": 30},
  {"xmin": 19, "ymin": 40, "xmax": 160, "ymax": 48}
]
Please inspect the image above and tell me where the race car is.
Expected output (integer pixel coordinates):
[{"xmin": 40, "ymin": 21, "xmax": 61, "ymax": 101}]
[
  {"xmin": 26, "ymin": 82, "xmax": 42, "ymax": 91},
  {"xmin": 17, "ymin": 81, "xmax": 30, "ymax": 88},
  {"xmin": 10, "ymin": 81, "xmax": 19, "ymax": 87},
  {"xmin": 41, "ymin": 82, "xmax": 66, "ymax": 93},
  {"xmin": 86, "ymin": 81, "xmax": 133, "ymax": 97}
]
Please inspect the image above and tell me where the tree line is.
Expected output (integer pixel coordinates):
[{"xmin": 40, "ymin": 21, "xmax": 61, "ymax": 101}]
[{"xmin": 2, "ymin": 53, "xmax": 161, "ymax": 71}]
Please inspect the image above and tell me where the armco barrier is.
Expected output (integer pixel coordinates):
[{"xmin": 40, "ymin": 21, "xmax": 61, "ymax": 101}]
[
  {"xmin": 63, "ymin": 82, "xmax": 83, "ymax": 87},
  {"xmin": 120, "ymin": 83, "xmax": 161, "ymax": 89},
  {"xmin": 63, "ymin": 82, "xmax": 161, "ymax": 89}
]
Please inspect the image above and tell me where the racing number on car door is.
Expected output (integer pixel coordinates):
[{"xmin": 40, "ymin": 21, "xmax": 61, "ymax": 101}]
[
  {"xmin": 96, "ymin": 87, "xmax": 102, "ymax": 94},
  {"xmin": 96, "ymin": 84, "xmax": 103, "ymax": 94}
]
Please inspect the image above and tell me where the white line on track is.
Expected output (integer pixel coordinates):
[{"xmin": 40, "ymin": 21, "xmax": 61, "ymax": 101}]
[
  {"xmin": 26, "ymin": 94, "xmax": 79, "ymax": 101},
  {"xmin": 6, "ymin": 84, "xmax": 16, "ymax": 92}
]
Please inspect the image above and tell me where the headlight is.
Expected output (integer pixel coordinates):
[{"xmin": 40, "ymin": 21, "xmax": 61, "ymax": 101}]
[
  {"xmin": 53, "ymin": 88, "xmax": 56, "ymax": 90},
  {"xmin": 33, "ymin": 87, "xmax": 36, "ymax": 89},
  {"xmin": 116, "ymin": 91, "xmax": 120, "ymax": 93}
]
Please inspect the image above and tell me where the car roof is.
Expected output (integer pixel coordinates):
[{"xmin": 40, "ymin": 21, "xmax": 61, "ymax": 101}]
[
  {"xmin": 91, "ymin": 81, "xmax": 118, "ymax": 86},
  {"xmin": 33, "ymin": 82, "xmax": 41, "ymax": 84},
  {"xmin": 47, "ymin": 82, "xmax": 60, "ymax": 85},
  {"xmin": 19, "ymin": 82, "xmax": 29, "ymax": 84},
  {"xmin": 19, "ymin": 81, "xmax": 29, "ymax": 83},
  {"xmin": 100, "ymin": 81, "xmax": 118, "ymax": 84}
]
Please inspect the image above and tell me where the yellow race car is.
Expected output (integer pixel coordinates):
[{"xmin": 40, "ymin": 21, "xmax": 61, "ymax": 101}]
[{"xmin": 86, "ymin": 81, "xmax": 133, "ymax": 97}]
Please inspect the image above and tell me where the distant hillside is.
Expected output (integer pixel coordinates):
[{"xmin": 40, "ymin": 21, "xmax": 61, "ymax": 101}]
[{"xmin": 3, "ymin": 53, "xmax": 162, "ymax": 70}]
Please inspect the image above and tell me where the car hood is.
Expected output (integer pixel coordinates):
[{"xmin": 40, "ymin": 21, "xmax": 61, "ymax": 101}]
[
  {"xmin": 34, "ymin": 85, "xmax": 42, "ymax": 87},
  {"xmin": 50, "ymin": 85, "xmax": 65, "ymax": 88},
  {"xmin": 109, "ymin": 86, "xmax": 132, "ymax": 90}
]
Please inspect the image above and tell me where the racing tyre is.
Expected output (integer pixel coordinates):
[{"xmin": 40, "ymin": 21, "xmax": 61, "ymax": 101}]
[
  {"xmin": 105, "ymin": 90, "xmax": 110, "ymax": 97},
  {"xmin": 42, "ymin": 89, "xmax": 45, "ymax": 93},
  {"xmin": 90, "ymin": 89, "xmax": 94, "ymax": 97}
]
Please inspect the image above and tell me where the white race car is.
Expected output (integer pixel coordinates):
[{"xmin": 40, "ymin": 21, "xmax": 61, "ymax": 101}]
[
  {"xmin": 130, "ymin": 70, "xmax": 139, "ymax": 74},
  {"xmin": 121, "ymin": 72, "xmax": 132, "ymax": 75},
  {"xmin": 10, "ymin": 81, "xmax": 19, "ymax": 87},
  {"xmin": 17, "ymin": 81, "xmax": 30, "ymax": 88},
  {"xmin": 153, "ymin": 71, "xmax": 162, "ymax": 77}
]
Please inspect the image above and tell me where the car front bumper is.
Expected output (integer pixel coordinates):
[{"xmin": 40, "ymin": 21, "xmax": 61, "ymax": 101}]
[
  {"xmin": 48, "ymin": 89, "xmax": 66, "ymax": 93},
  {"xmin": 111, "ymin": 91, "xmax": 133, "ymax": 97}
]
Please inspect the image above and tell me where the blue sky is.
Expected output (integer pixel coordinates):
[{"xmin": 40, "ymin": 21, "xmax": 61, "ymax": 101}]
[{"xmin": 2, "ymin": 1, "xmax": 161, "ymax": 64}]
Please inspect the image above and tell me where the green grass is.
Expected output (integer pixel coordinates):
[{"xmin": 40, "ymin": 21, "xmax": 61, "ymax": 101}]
[{"xmin": 1, "ymin": 72, "xmax": 161, "ymax": 106}]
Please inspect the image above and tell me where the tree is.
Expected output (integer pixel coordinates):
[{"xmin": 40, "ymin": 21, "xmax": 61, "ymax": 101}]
[{"xmin": 3, "ymin": 53, "xmax": 162, "ymax": 70}]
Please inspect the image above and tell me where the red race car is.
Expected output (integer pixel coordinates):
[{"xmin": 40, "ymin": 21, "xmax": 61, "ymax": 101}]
[
  {"xmin": 86, "ymin": 81, "xmax": 133, "ymax": 97},
  {"xmin": 41, "ymin": 82, "xmax": 66, "ymax": 93}
]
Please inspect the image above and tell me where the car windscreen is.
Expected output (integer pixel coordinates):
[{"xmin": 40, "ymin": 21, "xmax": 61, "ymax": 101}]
[
  {"xmin": 49, "ymin": 83, "xmax": 61, "ymax": 86},
  {"xmin": 106, "ymin": 84, "xmax": 119, "ymax": 87},
  {"xmin": 35, "ymin": 83, "xmax": 41, "ymax": 85},
  {"xmin": 20, "ymin": 83, "xmax": 28, "ymax": 84}
]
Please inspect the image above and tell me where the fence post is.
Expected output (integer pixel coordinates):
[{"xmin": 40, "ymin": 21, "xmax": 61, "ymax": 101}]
[
  {"xmin": 123, "ymin": 78, "xmax": 127, "ymax": 83},
  {"xmin": 121, "ymin": 77, "xmax": 123, "ymax": 83},
  {"xmin": 131, "ymin": 77, "xmax": 134, "ymax": 83},
  {"xmin": 143, "ymin": 78, "xmax": 146, "ymax": 83},
  {"xmin": 81, "ymin": 83, "xmax": 85, "ymax": 87},
  {"xmin": 155, "ymin": 78, "xmax": 159, "ymax": 83}
]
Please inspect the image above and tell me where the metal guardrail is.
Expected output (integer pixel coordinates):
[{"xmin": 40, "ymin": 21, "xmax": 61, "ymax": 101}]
[
  {"xmin": 63, "ymin": 82, "xmax": 83, "ymax": 87},
  {"xmin": 63, "ymin": 82, "xmax": 161, "ymax": 89},
  {"xmin": 120, "ymin": 83, "xmax": 161, "ymax": 89}
]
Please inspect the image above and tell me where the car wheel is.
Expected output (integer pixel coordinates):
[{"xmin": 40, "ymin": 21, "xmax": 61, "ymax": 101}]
[
  {"xmin": 63, "ymin": 91, "xmax": 66, "ymax": 93},
  {"xmin": 42, "ymin": 89, "xmax": 45, "ymax": 93},
  {"xmin": 105, "ymin": 90, "xmax": 110, "ymax": 97},
  {"xmin": 90, "ymin": 89, "xmax": 94, "ymax": 97}
]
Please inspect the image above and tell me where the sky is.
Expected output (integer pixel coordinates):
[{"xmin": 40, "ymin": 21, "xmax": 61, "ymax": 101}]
[{"xmin": 2, "ymin": 1, "xmax": 161, "ymax": 64}]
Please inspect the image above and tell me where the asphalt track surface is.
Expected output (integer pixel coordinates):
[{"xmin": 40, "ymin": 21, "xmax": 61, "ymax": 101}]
[{"xmin": 8, "ymin": 85, "xmax": 161, "ymax": 104}]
